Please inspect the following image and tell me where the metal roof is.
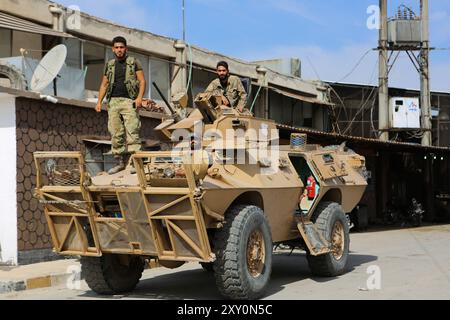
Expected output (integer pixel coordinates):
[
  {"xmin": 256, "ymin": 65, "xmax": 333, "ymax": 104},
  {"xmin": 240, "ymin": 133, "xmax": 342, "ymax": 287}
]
[
  {"xmin": 269, "ymin": 86, "xmax": 334, "ymax": 106},
  {"xmin": 277, "ymin": 123, "xmax": 450, "ymax": 154},
  {"xmin": 328, "ymin": 81, "xmax": 450, "ymax": 97},
  {"xmin": 0, "ymin": 11, "xmax": 74, "ymax": 38}
]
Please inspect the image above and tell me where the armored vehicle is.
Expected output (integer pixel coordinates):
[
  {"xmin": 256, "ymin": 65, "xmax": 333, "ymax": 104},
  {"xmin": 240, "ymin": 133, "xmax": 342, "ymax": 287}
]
[{"xmin": 33, "ymin": 92, "xmax": 367, "ymax": 299}]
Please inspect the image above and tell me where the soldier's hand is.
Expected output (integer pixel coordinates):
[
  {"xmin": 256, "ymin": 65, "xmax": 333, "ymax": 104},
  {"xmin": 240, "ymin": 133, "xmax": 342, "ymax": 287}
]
[
  {"xmin": 142, "ymin": 99, "xmax": 161, "ymax": 112},
  {"xmin": 237, "ymin": 106, "xmax": 244, "ymax": 113},
  {"xmin": 143, "ymin": 99, "xmax": 156, "ymax": 108},
  {"xmin": 135, "ymin": 97, "xmax": 143, "ymax": 109},
  {"xmin": 95, "ymin": 103, "xmax": 102, "ymax": 113}
]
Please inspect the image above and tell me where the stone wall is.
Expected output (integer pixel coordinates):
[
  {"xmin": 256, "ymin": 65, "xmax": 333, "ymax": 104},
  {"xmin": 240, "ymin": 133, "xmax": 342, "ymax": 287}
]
[{"xmin": 15, "ymin": 97, "xmax": 159, "ymax": 260}]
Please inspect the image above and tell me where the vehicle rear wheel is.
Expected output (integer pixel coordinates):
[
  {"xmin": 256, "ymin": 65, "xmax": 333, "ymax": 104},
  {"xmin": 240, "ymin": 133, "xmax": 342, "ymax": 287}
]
[
  {"xmin": 213, "ymin": 205, "xmax": 272, "ymax": 300},
  {"xmin": 306, "ymin": 201, "xmax": 350, "ymax": 277},
  {"xmin": 81, "ymin": 254, "xmax": 144, "ymax": 295}
]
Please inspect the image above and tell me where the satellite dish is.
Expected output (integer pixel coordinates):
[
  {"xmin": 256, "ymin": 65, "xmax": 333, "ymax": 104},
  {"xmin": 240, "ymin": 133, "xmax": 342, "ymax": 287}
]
[{"xmin": 30, "ymin": 44, "xmax": 67, "ymax": 92}]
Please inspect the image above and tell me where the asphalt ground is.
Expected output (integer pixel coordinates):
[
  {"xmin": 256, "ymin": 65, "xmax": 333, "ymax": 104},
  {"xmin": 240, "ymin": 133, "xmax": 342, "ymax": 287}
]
[{"xmin": 1, "ymin": 224, "xmax": 449, "ymax": 300}]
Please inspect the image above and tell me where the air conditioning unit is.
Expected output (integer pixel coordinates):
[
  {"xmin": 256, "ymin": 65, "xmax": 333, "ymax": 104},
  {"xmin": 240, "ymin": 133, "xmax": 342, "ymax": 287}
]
[{"xmin": 389, "ymin": 97, "xmax": 421, "ymax": 129}]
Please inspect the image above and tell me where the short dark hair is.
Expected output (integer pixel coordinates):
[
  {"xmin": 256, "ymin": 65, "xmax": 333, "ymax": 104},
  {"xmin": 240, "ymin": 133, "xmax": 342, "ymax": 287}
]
[
  {"xmin": 217, "ymin": 61, "xmax": 229, "ymax": 70},
  {"xmin": 112, "ymin": 36, "xmax": 127, "ymax": 46}
]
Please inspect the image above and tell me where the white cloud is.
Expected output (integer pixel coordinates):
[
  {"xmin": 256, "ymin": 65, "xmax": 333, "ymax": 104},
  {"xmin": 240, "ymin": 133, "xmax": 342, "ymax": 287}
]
[{"xmin": 256, "ymin": 0, "xmax": 325, "ymax": 25}]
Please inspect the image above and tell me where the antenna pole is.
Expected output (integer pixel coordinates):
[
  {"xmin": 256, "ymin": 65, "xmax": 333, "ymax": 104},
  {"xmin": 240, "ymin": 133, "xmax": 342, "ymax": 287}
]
[
  {"xmin": 53, "ymin": 78, "xmax": 57, "ymax": 96},
  {"xmin": 182, "ymin": 0, "xmax": 186, "ymax": 42}
]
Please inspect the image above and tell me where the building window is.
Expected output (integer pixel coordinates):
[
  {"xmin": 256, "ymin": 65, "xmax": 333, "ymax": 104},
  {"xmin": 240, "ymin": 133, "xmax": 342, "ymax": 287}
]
[
  {"xmin": 303, "ymin": 102, "xmax": 313, "ymax": 128},
  {"xmin": 63, "ymin": 38, "xmax": 82, "ymax": 69},
  {"xmin": 0, "ymin": 28, "xmax": 12, "ymax": 58},
  {"xmin": 83, "ymin": 41, "xmax": 105, "ymax": 91},
  {"xmin": 12, "ymin": 30, "xmax": 42, "ymax": 59},
  {"xmin": 150, "ymin": 58, "xmax": 170, "ymax": 101},
  {"xmin": 192, "ymin": 68, "xmax": 216, "ymax": 97}
]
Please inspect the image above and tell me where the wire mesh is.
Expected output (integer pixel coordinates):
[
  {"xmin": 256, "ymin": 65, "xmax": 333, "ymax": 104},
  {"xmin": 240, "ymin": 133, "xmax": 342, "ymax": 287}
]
[{"xmin": 39, "ymin": 158, "xmax": 83, "ymax": 186}]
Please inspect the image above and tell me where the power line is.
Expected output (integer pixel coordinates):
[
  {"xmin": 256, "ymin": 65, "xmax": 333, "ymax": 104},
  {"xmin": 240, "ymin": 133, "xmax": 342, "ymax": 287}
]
[
  {"xmin": 333, "ymin": 48, "xmax": 374, "ymax": 84},
  {"xmin": 305, "ymin": 55, "xmax": 321, "ymax": 80},
  {"xmin": 342, "ymin": 59, "xmax": 379, "ymax": 135}
]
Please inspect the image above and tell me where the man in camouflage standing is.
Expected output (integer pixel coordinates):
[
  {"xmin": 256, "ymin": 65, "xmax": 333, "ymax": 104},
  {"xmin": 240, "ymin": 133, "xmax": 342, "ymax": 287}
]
[
  {"xmin": 95, "ymin": 36, "xmax": 147, "ymax": 174},
  {"xmin": 206, "ymin": 61, "xmax": 248, "ymax": 112}
]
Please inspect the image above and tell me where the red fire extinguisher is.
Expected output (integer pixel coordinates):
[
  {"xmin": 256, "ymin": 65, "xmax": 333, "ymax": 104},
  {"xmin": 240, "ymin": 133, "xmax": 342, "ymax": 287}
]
[{"xmin": 306, "ymin": 175, "xmax": 316, "ymax": 200}]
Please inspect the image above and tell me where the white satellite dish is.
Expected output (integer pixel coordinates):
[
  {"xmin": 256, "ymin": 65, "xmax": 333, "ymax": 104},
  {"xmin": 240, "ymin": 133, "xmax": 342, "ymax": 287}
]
[{"xmin": 30, "ymin": 44, "xmax": 67, "ymax": 92}]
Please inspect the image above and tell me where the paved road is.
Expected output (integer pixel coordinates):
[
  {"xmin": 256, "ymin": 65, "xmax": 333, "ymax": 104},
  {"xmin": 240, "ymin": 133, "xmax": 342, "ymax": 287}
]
[{"xmin": 1, "ymin": 224, "xmax": 450, "ymax": 300}]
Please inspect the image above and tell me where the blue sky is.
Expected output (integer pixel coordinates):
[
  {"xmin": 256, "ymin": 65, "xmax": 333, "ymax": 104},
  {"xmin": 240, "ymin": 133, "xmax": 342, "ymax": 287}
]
[{"xmin": 56, "ymin": 0, "xmax": 450, "ymax": 91}]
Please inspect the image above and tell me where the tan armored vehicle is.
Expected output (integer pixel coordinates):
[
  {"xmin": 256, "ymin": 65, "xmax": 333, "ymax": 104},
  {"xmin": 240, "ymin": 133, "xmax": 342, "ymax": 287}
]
[{"xmin": 33, "ymin": 92, "xmax": 368, "ymax": 300}]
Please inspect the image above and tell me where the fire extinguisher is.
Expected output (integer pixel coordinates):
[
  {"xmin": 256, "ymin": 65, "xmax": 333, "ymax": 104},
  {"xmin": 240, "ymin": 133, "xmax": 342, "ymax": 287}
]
[{"xmin": 306, "ymin": 175, "xmax": 316, "ymax": 200}]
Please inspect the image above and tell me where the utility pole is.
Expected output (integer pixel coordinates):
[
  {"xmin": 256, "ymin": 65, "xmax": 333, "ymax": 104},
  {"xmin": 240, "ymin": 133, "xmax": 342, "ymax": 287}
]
[
  {"xmin": 420, "ymin": 0, "xmax": 432, "ymax": 146},
  {"xmin": 182, "ymin": 0, "xmax": 186, "ymax": 42},
  {"xmin": 378, "ymin": 0, "xmax": 389, "ymax": 141},
  {"xmin": 378, "ymin": 0, "xmax": 432, "ymax": 146}
]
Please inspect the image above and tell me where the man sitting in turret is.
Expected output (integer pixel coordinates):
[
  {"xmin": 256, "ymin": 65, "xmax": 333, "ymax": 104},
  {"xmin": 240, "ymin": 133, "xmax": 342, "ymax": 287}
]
[{"xmin": 205, "ymin": 61, "xmax": 248, "ymax": 113}]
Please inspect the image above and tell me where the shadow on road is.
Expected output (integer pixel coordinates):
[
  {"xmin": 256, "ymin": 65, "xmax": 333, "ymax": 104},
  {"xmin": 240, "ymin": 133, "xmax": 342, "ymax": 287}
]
[{"xmin": 78, "ymin": 251, "xmax": 378, "ymax": 300}]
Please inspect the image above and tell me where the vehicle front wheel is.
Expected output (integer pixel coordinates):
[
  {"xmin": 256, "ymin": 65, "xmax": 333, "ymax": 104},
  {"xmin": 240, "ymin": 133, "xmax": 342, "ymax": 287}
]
[
  {"xmin": 306, "ymin": 201, "xmax": 350, "ymax": 277},
  {"xmin": 213, "ymin": 205, "xmax": 273, "ymax": 300}
]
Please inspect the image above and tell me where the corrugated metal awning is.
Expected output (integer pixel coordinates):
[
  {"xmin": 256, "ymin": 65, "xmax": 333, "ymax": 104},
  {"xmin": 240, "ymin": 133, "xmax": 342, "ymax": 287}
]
[
  {"xmin": 277, "ymin": 123, "xmax": 450, "ymax": 154},
  {"xmin": 0, "ymin": 11, "xmax": 74, "ymax": 38},
  {"xmin": 269, "ymin": 86, "xmax": 334, "ymax": 106}
]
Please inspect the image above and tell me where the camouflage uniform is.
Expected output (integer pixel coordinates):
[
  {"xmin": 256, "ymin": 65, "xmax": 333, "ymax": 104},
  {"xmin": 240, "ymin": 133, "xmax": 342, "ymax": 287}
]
[
  {"xmin": 104, "ymin": 57, "xmax": 143, "ymax": 156},
  {"xmin": 206, "ymin": 75, "xmax": 248, "ymax": 110},
  {"xmin": 107, "ymin": 97, "xmax": 141, "ymax": 155}
]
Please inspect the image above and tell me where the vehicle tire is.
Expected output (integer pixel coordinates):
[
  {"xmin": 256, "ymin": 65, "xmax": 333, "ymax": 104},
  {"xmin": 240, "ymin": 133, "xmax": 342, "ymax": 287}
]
[
  {"xmin": 81, "ymin": 254, "xmax": 144, "ymax": 295},
  {"xmin": 213, "ymin": 205, "xmax": 272, "ymax": 300},
  {"xmin": 200, "ymin": 262, "xmax": 214, "ymax": 272},
  {"xmin": 306, "ymin": 201, "xmax": 350, "ymax": 277}
]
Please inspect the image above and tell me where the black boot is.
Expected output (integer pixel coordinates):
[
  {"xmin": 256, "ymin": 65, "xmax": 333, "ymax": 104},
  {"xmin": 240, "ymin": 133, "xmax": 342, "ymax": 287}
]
[{"xmin": 108, "ymin": 155, "xmax": 126, "ymax": 175}]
